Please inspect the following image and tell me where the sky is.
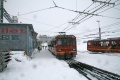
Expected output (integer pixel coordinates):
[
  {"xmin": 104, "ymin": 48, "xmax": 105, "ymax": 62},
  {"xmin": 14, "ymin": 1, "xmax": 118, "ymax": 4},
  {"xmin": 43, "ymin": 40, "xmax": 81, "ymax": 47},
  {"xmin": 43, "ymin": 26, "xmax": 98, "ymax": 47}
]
[{"xmin": 4, "ymin": 0, "xmax": 120, "ymax": 40}]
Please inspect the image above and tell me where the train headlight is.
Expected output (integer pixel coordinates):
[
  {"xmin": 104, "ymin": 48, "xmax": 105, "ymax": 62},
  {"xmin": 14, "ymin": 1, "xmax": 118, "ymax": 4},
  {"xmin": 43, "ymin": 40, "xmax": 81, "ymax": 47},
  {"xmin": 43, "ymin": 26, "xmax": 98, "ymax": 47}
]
[
  {"xmin": 73, "ymin": 49, "xmax": 76, "ymax": 51},
  {"xmin": 59, "ymin": 49, "xmax": 61, "ymax": 51},
  {"xmin": 57, "ymin": 49, "xmax": 61, "ymax": 51}
]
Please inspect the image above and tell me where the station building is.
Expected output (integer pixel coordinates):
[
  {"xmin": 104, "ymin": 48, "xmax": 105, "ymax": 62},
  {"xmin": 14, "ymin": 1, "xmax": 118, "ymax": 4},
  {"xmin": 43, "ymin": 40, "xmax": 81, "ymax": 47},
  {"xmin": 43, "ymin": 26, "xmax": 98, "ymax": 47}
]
[{"xmin": 0, "ymin": 23, "xmax": 37, "ymax": 56}]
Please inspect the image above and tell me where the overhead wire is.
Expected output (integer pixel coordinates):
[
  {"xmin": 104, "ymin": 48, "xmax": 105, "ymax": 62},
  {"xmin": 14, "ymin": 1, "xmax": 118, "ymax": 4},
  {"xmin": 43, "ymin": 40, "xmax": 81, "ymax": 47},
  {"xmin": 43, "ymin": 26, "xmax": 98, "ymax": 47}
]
[
  {"xmin": 8, "ymin": 0, "xmax": 120, "ymax": 36},
  {"xmin": 65, "ymin": 0, "xmax": 120, "ymax": 32},
  {"xmin": 65, "ymin": 3, "xmax": 107, "ymax": 31},
  {"xmin": 19, "ymin": 7, "xmax": 56, "ymax": 16},
  {"xmin": 19, "ymin": 17, "xmax": 58, "ymax": 28},
  {"xmin": 74, "ymin": 21, "xmax": 120, "ymax": 39},
  {"xmin": 62, "ymin": 2, "xmax": 96, "ymax": 31},
  {"xmin": 64, "ymin": 0, "xmax": 109, "ymax": 31}
]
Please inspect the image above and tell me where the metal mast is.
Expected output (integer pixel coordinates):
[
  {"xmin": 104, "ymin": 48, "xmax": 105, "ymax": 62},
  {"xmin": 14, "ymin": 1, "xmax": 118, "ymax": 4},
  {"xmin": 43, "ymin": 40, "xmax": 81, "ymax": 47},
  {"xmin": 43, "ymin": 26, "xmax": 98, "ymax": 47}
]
[
  {"xmin": 0, "ymin": 0, "xmax": 13, "ymax": 23},
  {"xmin": 0, "ymin": 0, "xmax": 3, "ymax": 23},
  {"xmin": 97, "ymin": 20, "xmax": 101, "ymax": 40}
]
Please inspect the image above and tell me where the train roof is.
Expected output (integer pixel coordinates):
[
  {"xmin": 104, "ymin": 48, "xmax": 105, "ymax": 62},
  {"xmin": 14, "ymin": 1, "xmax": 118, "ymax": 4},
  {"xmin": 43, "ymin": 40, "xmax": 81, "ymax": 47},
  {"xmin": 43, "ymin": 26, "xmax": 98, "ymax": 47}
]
[
  {"xmin": 88, "ymin": 37, "xmax": 120, "ymax": 41},
  {"xmin": 55, "ymin": 35, "xmax": 76, "ymax": 38}
]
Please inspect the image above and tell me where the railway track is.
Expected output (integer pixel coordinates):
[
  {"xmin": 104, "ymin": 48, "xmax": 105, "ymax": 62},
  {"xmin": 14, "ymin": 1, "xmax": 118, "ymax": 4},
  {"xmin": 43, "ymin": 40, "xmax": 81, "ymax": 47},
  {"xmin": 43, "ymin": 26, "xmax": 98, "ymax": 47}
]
[{"xmin": 65, "ymin": 59, "xmax": 120, "ymax": 80}]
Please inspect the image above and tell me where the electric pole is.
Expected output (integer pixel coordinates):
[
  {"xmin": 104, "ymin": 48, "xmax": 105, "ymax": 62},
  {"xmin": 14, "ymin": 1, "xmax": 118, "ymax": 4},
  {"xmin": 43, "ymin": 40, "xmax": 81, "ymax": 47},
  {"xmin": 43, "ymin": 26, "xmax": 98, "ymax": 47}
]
[
  {"xmin": 0, "ymin": 0, "xmax": 3, "ymax": 23},
  {"xmin": 0, "ymin": 0, "xmax": 14, "ymax": 23},
  {"xmin": 97, "ymin": 20, "xmax": 101, "ymax": 40}
]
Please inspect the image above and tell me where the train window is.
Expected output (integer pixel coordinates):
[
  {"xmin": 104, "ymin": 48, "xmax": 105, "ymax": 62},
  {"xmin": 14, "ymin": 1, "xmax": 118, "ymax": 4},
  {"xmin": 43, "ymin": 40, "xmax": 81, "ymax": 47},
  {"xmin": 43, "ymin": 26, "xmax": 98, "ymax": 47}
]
[
  {"xmin": 93, "ymin": 41, "xmax": 97, "ymax": 46},
  {"xmin": 111, "ymin": 41, "xmax": 117, "ymax": 49},
  {"xmin": 106, "ymin": 41, "xmax": 109, "ymax": 46},
  {"xmin": 64, "ymin": 38, "xmax": 69, "ymax": 45},
  {"xmin": 87, "ymin": 42, "xmax": 91, "ymax": 45},
  {"xmin": 103, "ymin": 41, "xmax": 109, "ymax": 46},
  {"xmin": 57, "ymin": 38, "xmax": 73, "ymax": 46},
  {"xmin": 71, "ymin": 38, "xmax": 76, "ymax": 45},
  {"xmin": 100, "ymin": 42, "xmax": 103, "ymax": 46},
  {"xmin": 11, "ymin": 35, "xmax": 20, "ymax": 40},
  {"xmin": 112, "ymin": 41, "xmax": 116, "ymax": 45},
  {"xmin": 57, "ymin": 39, "xmax": 62, "ymax": 45}
]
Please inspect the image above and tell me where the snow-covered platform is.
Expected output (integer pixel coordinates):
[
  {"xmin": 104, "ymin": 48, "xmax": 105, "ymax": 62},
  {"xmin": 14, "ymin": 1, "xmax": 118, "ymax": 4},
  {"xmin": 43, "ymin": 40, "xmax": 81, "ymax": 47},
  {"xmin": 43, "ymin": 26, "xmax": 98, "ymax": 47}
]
[{"xmin": 0, "ymin": 48, "xmax": 120, "ymax": 80}]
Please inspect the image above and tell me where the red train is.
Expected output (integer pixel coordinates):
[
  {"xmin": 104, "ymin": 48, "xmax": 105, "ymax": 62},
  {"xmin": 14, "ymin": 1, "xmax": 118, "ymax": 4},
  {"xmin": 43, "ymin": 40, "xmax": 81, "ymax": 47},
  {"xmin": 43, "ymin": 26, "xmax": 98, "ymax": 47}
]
[
  {"xmin": 87, "ymin": 37, "xmax": 120, "ymax": 53},
  {"xmin": 48, "ymin": 34, "xmax": 77, "ymax": 59}
]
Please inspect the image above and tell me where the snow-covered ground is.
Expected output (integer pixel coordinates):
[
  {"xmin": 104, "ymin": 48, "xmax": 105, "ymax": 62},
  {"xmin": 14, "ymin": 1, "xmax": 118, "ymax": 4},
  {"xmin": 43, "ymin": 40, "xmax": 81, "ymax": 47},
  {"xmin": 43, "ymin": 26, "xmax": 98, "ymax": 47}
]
[{"xmin": 0, "ymin": 43, "xmax": 120, "ymax": 80}]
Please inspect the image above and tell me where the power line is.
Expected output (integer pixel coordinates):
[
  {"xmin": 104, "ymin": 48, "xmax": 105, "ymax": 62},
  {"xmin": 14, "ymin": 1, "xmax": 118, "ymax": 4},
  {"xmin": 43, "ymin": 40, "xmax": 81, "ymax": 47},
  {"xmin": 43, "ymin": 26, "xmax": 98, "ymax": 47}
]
[
  {"xmin": 97, "ymin": 2, "xmax": 120, "ymax": 14},
  {"xmin": 19, "ymin": 7, "xmax": 56, "ymax": 16},
  {"xmin": 64, "ymin": 1, "xmax": 108, "ymax": 31},
  {"xmin": 64, "ymin": 1, "xmax": 120, "ymax": 32},
  {"xmin": 74, "ymin": 21, "xmax": 120, "ymax": 37},
  {"xmin": 63, "ymin": 2, "xmax": 95, "ymax": 31},
  {"xmin": 19, "ymin": 17, "xmax": 58, "ymax": 28}
]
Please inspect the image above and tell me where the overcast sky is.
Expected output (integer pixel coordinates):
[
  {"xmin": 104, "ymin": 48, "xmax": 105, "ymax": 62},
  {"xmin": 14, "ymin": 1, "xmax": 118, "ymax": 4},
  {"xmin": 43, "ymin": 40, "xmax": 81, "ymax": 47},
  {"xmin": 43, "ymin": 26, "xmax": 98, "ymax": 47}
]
[{"xmin": 4, "ymin": 0, "xmax": 120, "ymax": 39}]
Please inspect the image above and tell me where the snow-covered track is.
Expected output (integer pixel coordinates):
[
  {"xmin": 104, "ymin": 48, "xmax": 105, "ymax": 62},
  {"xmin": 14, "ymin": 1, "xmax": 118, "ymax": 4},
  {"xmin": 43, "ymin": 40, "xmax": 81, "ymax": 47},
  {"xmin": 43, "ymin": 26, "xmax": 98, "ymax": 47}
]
[{"xmin": 66, "ymin": 59, "xmax": 120, "ymax": 80}]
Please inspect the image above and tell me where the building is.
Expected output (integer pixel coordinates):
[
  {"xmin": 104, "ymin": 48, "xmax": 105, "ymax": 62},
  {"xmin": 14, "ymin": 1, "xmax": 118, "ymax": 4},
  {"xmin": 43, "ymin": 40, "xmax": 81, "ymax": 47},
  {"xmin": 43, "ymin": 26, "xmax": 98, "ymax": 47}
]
[
  {"xmin": 12, "ymin": 16, "xmax": 18, "ymax": 23},
  {"xmin": 0, "ymin": 23, "xmax": 37, "ymax": 56},
  {"xmin": 37, "ymin": 35, "xmax": 54, "ymax": 45}
]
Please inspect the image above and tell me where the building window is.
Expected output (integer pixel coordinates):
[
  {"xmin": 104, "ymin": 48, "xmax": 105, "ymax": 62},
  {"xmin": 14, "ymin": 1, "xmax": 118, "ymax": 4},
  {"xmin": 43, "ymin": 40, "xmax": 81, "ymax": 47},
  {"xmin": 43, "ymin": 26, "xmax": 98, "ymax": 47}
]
[
  {"xmin": 11, "ymin": 35, "xmax": 20, "ymax": 40},
  {"xmin": 0, "ymin": 35, "xmax": 10, "ymax": 40}
]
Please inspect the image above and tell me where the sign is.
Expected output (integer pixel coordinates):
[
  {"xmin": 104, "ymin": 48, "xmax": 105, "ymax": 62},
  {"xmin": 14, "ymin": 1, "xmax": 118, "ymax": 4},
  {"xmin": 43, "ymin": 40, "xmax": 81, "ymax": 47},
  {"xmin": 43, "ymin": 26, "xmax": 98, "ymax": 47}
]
[{"xmin": 1, "ymin": 28, "xmax": 24, "ymax": 33}]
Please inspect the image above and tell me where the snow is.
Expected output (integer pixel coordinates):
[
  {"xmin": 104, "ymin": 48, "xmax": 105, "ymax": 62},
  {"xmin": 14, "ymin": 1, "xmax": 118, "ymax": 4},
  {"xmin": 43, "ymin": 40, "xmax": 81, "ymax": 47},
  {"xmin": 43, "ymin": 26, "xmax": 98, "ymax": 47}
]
[
  {"xmin": 0, "ymin": 43, "xmax": 120, "ymax": 80},
  {"xmin": 77, "ymin": 43, "xmax": 120, "ymax": 75}
]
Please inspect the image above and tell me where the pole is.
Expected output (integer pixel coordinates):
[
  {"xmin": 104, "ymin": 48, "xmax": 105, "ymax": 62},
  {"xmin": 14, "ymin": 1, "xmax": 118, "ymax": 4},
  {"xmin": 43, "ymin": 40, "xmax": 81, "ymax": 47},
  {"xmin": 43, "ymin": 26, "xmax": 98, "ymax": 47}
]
[
  {"xmin": 97, "ymin": 20, "xmax": 101, "ymax": 40},
  {"xmin": 0, "ymin": 0, "xmax": 3, "ymax": 23}
]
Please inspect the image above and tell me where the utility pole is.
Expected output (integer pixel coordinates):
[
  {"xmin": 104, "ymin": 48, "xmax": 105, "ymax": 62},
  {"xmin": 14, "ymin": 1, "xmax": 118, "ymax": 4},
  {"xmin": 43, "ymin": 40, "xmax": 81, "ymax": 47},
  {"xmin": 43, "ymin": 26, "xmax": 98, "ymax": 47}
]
[
  {"xmin": 97, "ymin": 20, "xmax": 101, "ymax": 40},
  {"xmin": 0, "ymin": 0, "xmax": 3, "ymax": 23},
  {"xmin": 0, "ymin": 0, "xmax": 14, "ymax": 23}
]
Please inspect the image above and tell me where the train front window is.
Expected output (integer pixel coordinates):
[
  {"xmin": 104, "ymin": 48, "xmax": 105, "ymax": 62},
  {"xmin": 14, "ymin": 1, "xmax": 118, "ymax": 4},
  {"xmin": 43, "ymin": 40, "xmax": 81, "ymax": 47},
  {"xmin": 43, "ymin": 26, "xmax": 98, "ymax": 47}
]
[
  {"xmin": 71, "ymin": 38, "xmax": 76, "ymax": 45},
  {"xmin": 57, "ymin": 39, "xmax": 62, "ymax": 45},
  {"xmin": 57, "ymin": 38, "xmax": 75, "ymax": 46}
]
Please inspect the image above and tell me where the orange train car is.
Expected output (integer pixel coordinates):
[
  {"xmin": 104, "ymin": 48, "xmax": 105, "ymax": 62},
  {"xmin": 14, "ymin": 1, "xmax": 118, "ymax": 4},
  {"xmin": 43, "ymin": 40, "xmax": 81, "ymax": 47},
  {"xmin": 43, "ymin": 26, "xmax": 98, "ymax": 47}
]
[
  {"xmin": 87, "ymin": 37, "xmax": 120, "ymax": 53},
  {"xmin": 48, "ymin": 34, "xmax": 77, "ymax": 59}
]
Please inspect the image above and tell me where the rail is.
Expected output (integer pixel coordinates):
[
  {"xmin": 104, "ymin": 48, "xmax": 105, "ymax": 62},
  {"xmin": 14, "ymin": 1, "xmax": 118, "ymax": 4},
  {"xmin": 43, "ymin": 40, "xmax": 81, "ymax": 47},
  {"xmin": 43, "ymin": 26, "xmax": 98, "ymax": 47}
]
[{"xmin": 66, "ymin": 59, "xmax": 120, "ymax": 80}]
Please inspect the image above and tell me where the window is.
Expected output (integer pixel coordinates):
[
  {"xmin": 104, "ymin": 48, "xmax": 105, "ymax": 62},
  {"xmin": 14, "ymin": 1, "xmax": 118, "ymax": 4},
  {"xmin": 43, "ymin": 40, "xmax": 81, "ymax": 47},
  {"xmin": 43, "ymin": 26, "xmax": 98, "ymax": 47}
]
[
  {"xmin": 93, "ymin": 41, "xmax": 97, "ymax": 46},
  {"xmin": 11, "ymin": 35, "xmax": 20, "ymax": 40},
  {"xmin": 57, "ymin": 38, "xmax": 76, "ymax": 46},
  {"xmin": 111, "ymin": 41, "xmax": 117, "ymax": 49},
  {"xmin": 57, "ymin": 39, "xmax": 62, "ymax": 45},
  {"xmin": 71, "ymin": 38, "xmax": 76, "ymax": 45},
  {"xmin": 87, "ymin": 42, "xmax": 91, "ymax": 46},
  {"xmin": 0, "ymin": 35, "xmax": 10, "ymax": 40},
  {"xmin": 100, "ymin": 41, "xmax": 103, "ymax": 46},
  {"xmin": 106, "ymin": 41, "xmax": 109, "ymax": 46}
]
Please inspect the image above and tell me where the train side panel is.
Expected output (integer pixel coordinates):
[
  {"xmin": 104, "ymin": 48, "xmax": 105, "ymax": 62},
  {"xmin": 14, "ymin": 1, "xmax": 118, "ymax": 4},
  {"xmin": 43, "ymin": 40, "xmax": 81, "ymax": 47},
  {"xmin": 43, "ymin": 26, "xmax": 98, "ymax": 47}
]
[{"xmin": 87, "ymin": 38, "xmax": 120, "ymax": 53}]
